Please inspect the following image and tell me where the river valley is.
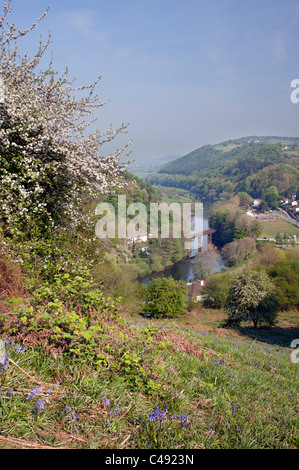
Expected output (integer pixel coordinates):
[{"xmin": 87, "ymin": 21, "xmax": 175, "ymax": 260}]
[{"xmin": 141, "ymin": 207, "xmax": 226, "ymax": 284}]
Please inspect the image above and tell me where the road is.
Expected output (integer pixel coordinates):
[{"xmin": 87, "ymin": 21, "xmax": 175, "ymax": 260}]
[{"xmin": 273, "ymin": 209, "xmax": 299, "ymax": 227}]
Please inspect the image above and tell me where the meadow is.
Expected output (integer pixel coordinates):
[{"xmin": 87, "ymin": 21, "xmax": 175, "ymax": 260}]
[
  {"xmin": 259, "ymin": 220, "xmax": 299, "ymax": 239},
  {"xmin": 0, "ymin": 309, "xmax": 298, "ymax": 449}
]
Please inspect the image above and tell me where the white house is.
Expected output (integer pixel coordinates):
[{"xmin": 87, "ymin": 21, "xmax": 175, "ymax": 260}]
[{"xmin": 125, "ymin": 234, "xmax": 148, "ymax": 244}]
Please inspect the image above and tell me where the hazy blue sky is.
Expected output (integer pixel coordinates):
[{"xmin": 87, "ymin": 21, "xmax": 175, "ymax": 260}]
[{"xmin": 7, "ymin": 0, "xmax": 299, "ymax": 160}]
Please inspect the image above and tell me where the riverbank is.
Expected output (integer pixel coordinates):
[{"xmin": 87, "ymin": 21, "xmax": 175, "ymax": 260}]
[
  {"xmin": 136, "ymin": 198, "xmax": 225, "ymax": 284},
  {"xmin": 138, "ymin": 252, "xmax": 190, "ymax": 284}
]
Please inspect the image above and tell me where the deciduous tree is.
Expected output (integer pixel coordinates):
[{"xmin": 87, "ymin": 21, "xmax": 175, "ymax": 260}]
[
  {"xmin": 0, "ymin": 1, "xmax": 130, "ymax": 236},
  {"xmin": 225, "ymin": 269, "xmax": 279, "ymax": 327},
  {"xmin": 221, "ymin": 236, "xmax": 255, "ymax": 267}
]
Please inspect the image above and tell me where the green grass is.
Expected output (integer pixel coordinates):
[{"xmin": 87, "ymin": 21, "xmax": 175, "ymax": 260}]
[
  {"xmin": 260, "ymin": 220, "xmax": 299, "ymax": 239},
  {"xmin": 0, "ymin": 310, "xmax": 298, "ymax": 449},
  {"xmin": 158, "ymin": 186, "xmax": 194, "ymax": 205}
]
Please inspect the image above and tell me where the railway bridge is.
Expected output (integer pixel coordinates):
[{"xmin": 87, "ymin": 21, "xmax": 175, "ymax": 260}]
[{"xmin": 186, "ymin": 228, "xmax": 218, "ymax": 258}]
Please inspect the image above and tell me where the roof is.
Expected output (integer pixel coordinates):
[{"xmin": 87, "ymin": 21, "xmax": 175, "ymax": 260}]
[{"xmin": 188, "ymin": 281, "xmax": 204, "ymax": 297}]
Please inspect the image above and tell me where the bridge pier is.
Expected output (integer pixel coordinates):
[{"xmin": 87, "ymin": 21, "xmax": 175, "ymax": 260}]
[{"xmin": 185, "ymin": 229, "xmax": 218, "ymax": 257}]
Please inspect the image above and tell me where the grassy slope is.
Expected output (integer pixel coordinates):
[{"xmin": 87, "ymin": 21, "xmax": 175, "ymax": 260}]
[
  {"xmin": 0, "ymin": 309, "xmax": 298, "ymax": 449},
  {"xmin": 0, "ymin": 174, "xmax": 298, "ymax": 450}
]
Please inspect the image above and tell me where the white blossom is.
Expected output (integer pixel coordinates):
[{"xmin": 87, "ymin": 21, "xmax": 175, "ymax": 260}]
[{"xmin": 0, "ymin": 1, "xmax": 131, "ymax": 233}]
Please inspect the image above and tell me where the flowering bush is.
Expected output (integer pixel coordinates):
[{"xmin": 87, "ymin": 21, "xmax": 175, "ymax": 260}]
[
  {"xmin": 225, "ymin": 269, "xmax": 279, "ymax": 327},
  {"xmin": 0, "ymin": 1, "xmax": 130, "ymax": 236}
]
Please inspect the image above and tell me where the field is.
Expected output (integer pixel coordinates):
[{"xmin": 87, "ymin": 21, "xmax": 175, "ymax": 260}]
[
  {"xmin": 214, "ymin": 143, "xmax": 241, "ymax": 152},
  {"xmin": 158, "ymin": 186, "xmax": 194, "ymax": 204},
  {"xmin": 0, "ymin": 309, "xmax": 298, "ymax": 449},
  {"xmin": 259, "ymin": 219, "xmax": 299, "ymax": 239}
]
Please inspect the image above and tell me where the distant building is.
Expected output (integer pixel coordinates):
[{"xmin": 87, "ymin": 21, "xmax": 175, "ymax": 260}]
[
  {"xmin": 187, "ymin": 280, "xmax": 205, "ymax": 302},
  {"xmin": 125, "ymin": 234, "xmax": 148, "ymax": 244}
]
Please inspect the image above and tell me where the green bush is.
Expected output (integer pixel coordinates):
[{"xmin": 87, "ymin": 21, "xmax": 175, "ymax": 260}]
[
  {"xmin": 202, "ymin": 272, "xmax": 233, "ymax": 309},
  {"xmin": 266, "ymin": 247, "xmax": 299, "ymax": 310},
  {"xmin": 145, "ymin": 276, "xmax": 188, "ymax": 318},
  {"xmin": 4, "ymin": 272, "xmax": 119, "ymax": 359}
]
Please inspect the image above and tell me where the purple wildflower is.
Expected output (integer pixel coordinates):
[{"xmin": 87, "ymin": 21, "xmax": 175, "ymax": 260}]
[
  {"xmin": 26, "ymin": 385, "xmax": 41, "ymax": 400},
  {"xmin": 35, "ymin": 399, "xmax": 44, "ymax": 412},
  {"xmin": 103, "ymin": 394, "xmax": 110, "ymax": 408}
]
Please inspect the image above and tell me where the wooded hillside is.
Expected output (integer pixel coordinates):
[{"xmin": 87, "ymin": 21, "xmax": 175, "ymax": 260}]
[{"xmin": 147, "ymin": 138, "xmax": 299, "ymax": 203}]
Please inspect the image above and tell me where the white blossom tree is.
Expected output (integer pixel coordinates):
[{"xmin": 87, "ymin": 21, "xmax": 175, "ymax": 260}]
[
  {"xmin": 0, "ymin": 1, "xmax": 131, "ymax": 236},
  {"xmin": 225, "ymin": 269, "xmax": 279, "ymax": 327}
]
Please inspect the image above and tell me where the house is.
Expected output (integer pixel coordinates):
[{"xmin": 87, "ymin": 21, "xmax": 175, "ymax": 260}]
[
  {"xmin": 125, "ymin": 234, "xmax": 148, "ymax": 244},
  {"xmin": 187, "ymin": 280, "xmax": 205, "ymax": 302},
  {"xmin": 291, "ymin": 201, "xmax": 298, "ymax": 207}
]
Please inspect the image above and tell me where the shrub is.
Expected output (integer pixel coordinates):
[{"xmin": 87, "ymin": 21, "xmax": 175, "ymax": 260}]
[
  {"xmin": 2, "ymin": 272, "xmax": 119, "ymax": 359},
  {"xmin": 202, "ymin": 272, "xmax": 233, "ymax": 309},
  {"xmin": 225, "ymin": 269, "xmax": 279, "ymax": 327},
  {"xmin": 145, "ymin": 276, "xmax": 188, "ymax": 318},
  {"xmin": 266, "ymin": 247, "xmax": 299, "ymax": 310}
]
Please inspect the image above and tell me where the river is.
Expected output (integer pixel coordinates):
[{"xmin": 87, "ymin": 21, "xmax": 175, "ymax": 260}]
[{"xmin": 141, "ymin": 207, "xmax": 226, "ymax": 285}]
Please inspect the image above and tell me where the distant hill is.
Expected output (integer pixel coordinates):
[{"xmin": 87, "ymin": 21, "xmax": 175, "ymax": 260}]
[
  {"xmin": 147, "ymin": 136, "xmax": 299, "ymax": 203},
  {"xmin": 126, "ymin": 154, "xmax": 181, "ymax": 171},
  {"xmin": 158, "ymin": 154, "xmax": 182, "ymax": 164}
]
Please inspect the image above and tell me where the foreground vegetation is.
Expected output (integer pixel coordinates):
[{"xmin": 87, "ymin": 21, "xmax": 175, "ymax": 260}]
[{"xmin": 0, "ymin": 307, "xmax": 298, "ymax": 449}]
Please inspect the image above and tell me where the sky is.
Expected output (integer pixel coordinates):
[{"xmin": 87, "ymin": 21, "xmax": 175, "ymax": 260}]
[{"xmin": 5, "ymin": 0, "xmax": 299, "ymax": 161}]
